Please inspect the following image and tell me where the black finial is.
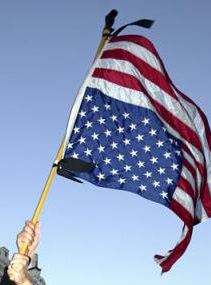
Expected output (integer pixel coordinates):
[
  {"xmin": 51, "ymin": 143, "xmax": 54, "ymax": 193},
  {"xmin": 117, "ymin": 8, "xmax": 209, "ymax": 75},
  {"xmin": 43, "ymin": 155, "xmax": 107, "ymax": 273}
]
[{"xmin": 105, "ymin": 9, "xmax": 118, "ymax": 29}]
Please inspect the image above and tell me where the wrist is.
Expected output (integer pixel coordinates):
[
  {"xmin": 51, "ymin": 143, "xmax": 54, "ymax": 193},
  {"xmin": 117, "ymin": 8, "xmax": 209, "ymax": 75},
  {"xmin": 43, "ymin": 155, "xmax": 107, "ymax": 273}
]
[{"xmin": 22, "ymin": 278, "xmax": 33, "ymax": 285}]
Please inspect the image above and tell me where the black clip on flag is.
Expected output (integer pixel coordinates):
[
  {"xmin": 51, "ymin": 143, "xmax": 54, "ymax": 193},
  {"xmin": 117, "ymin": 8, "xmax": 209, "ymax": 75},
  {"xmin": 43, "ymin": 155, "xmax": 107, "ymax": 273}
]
[{"xmin": 56, "ymin": 158, "xmax": 95, "ymax": 183}]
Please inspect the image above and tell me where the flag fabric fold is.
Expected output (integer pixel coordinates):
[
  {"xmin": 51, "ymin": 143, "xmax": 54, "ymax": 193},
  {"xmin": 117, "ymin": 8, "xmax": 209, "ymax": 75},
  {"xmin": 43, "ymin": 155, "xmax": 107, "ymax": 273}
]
[{"xmin": 59, "ymin": 34, "xmax": 211, "ymax": 272}]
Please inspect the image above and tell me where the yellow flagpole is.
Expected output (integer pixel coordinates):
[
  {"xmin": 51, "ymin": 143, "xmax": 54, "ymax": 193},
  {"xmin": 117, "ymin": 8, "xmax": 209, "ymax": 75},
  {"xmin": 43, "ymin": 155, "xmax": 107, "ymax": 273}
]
[{"xmin": 19, "ymin": 14, "xmax": 115, "ymax": 256}]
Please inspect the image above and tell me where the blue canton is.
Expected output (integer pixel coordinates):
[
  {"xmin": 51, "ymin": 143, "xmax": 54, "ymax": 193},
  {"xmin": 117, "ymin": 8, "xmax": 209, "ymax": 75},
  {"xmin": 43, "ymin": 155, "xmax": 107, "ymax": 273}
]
[{"xmin": 64, "ymin": 87, "xmax": 183, "ymax": 207}]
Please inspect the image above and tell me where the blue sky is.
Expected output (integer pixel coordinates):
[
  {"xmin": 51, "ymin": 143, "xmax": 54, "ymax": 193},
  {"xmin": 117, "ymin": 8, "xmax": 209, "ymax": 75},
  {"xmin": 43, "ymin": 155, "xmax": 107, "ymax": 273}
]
[{"xmin": 0, "ymin": 1, "xmax": 211, "ymax": 284}]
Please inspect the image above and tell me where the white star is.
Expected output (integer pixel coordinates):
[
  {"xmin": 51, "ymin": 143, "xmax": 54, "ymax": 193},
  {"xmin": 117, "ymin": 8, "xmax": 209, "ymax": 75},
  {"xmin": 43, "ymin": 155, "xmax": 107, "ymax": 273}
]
[
  {"xmin": 160, "ymin": 191, "xmax": 168, "ymax": 199},
  {"xmin": 67, "ymin": 142, "xmax": 73, "ymax": 149},
  {"xmin": 110, "ymin": 115, "xmax": 118, "ymax": 122},
  {"xmin": 85, "ymin": 121, "xmax": 93, "ymax": 128},
  {"xmin": 162, "ymin": 127, "xmax": 167, "ymax": 132},
  {"xmin": 104, "ymin": 129, "xmax": 112, "ymax": 137},
  {"xmin": 169, "ymin": 138, "xmax": 174, "ymax": 144},
  {"xmin": 123, "ymin": 112, "xmax": 130, "ymax": 119},
  {"xmin": 149, "ymin": 128, "xmax": 157, "ymax": 136},
  {"xmin": 129, "ymin": 123, "xmax": 137, "ymax": 130},
  {"xmin": 98, "ymin": 145, "xmax": 105, "ymax": 153},
  {"xmin": 73, "ymin": 126, "xmax": 80, "ymax": 134},
  {"xmin": 84, "ymin": 148, "xmax": 92, "ymax": 156},
  {"xmin": 103, "ymin": 157, "xmax": 111, "ymax": 165},
  {"xmin": 136, "ymin": 134, "xmax": 144, "ymax": 142},
  {"xmin": 123, "ymin": 138, "xmax": 131, "ymax": 145},
  {"xmin": 143, "ymin": 145, "xmax": 151, "ymax": 153},
  {"xmin": 97, "ymin": 172, "xmax": 105, "ymax": 181},
  {"xmin": 78, "ymin": 136, "xmax": 86, "ymax": 144},
  {"xmin": 139, "ymin": 184, "xmax": 147, "ymax": 192},
  {"xmin": 118, "ymin": 177, "xmax": 126, "ymax": 184},
  {"xmin": 166, "ymin": 177, "xmax": 173, "ymax": 185},
  {"xmin": 171, "ymin": 163, "xmax": 179, "ymax": 171},
  {"xmin": 91, "ymin": 132, "xmax": 99, "ymax": 140},
  {"xmin": 150, "ymin": 156, "xmax": 158, "ymax": 164},
  {"xmin": 72, "ymin": 152, "xmax": 79, "ymax": 159},
  {"xmin": 157, "ymin": 167, "xmax": 166, "ymax": 175},
  {"xmin": 79, "ymin": 110, "xmax": 86, "ymax": 118},
  {"xmin": 132, "ymin": 174, "xmax": 139, "ymax": 181},
  {"xmin": 152, "ymin": 180, "xmax": 160, "ymax": 188},
  {"xmin": 130, "ymin": 149, "xmax": 138, "ymax": 157},
  {"xmin": 117, "ymin": 153, "xmax": 125, "ymax": 161},
  {"xmin": 110, "ymin": 168, "xmax": 119, "ymax": 175},
  {"xmin": 137, "ymin": 161, "xmax": 145, "ymax": 168},
  {"xmin": 156, "ymin": 140, "xmax": 164, "ymax": 148},
  {"xmin": 104, "ymin": 103, "xmax": 111, "ymax": 110},
  {"xmin": 117, "ymin": 126, "xmax": 124, "ymax": 134},
  {"xmin": 85, "ymin": 95, "xmax": 93, "ymax": 102},
  {"xmin": 124, "ymin": 165, "xmax": 132, "ymax": 172},
  {"xmin": 111, "ymin": 141, "xmax": 118, "ymax": 149},
  {"xmin": 98, "ymin": 117, "xmax": 106, "ymax": 125},
  {"xmin": 142, "ymin": 117, "xmax": 150, "ymax": 125},
  {"xmin": 163, "ymin": 151, "xmax": 171, "ymax": 159},
  {"xmin": 91, "ymin": 105, "xmax": 99, "ymax": 112},
  {"xmin": 176, "ymin": 150, "xmax": 182, "ymax": 156},
  {"xmin": 144, "ymin": 171, "xmax": 152, "ymax": 178}
]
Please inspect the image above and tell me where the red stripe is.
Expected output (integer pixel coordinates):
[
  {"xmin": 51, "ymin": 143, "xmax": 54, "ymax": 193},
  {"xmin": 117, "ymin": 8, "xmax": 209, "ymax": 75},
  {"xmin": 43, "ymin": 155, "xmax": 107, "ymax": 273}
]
[
  {"xmin": 101, "ymin": 49, "xmax": 178, "ymax": 100},
  {"xmin": 170, "ymin": 194, "xmax": 194, "ymax": 226},
  {"xmin": 162, "ymin": 66, "xmax": 211, "ymax": 152},
  {"xmin": 155, "ymin": 224, "xmax": 193, "ymax": 273},
  {"xmin": 92, "ymin": 68, "xmax": 203, "ymax": 152},
  {"xmin": 147, "ymin": 37, "xmax": 211, "ymax": 152},
  {"xmin": 170, "ymin": 88, "xmax": 211, "ymax": 152},
  {"xmin": 201, "ymin": 182, "xmax": 211, "ymax": 217},
  {"xmin": 183, "ymin": 159, "xmax": 197, "ymax": 194},
  {"xmin": 177, "ymin": 176, "xmax": 196, "ymax": 205},
  {"xmin": 109, "ymin": 35, "xmax": 211, "ymax": 152},
  {"xmin": 109, "ymin": 35, "xmax": 160, "ymax": 59},
  {"xmin": 183, "ymin": 158, "xmax": 196, "ymax": 180},
  {"xmin": 182, "ymin": 159, "xmax": 198, "ymax": 204},
  {"xmin": 155, "ymin": 200, "xmax": 194, "ymax": 272},
  {"xmin": 182, "ymin": 144, "xmax": 204, "ymax": 176}
]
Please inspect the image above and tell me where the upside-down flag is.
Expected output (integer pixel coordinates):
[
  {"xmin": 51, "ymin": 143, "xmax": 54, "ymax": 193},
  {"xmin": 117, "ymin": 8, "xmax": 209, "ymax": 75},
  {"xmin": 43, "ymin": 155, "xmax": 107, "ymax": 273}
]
[{"xmin": 57, "ymin": 34, "xmax": 211, "ymax": 272}]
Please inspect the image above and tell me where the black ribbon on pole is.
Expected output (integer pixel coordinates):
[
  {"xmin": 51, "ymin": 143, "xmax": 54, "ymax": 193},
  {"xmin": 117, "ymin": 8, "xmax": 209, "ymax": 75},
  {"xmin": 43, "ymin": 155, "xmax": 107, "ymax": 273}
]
[{"xmin": 112, "ymin": 18, "xmax": 154, "ymax": 37}]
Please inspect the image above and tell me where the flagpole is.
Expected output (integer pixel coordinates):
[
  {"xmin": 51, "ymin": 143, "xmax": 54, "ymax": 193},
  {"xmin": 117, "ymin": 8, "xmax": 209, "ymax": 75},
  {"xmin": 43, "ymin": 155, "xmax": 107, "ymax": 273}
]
[{"xmin": 19, "ymin": 9, "xmax": 118, "ymax": 255}]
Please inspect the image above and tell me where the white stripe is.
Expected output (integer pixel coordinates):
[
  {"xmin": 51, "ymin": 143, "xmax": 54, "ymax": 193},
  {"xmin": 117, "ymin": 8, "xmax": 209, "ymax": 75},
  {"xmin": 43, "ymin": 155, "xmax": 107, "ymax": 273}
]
[
  {"xmin": 96, "ymin": 58, "xmax": 200, "ymax": 136},
  {"xmin": 181, "ymin": 166, "xmax": 196, "ymax": 194},
  {"xmin": 183, "ymin": 150, "xmax": 196, "ymax": 169},
  {"xmin": 195, "ymin": 198, "xmax": 209, "ymax": 222},
  {"xmin": 183, "ymin": 150, "xmax": 202, "ymax": 192},
  {"xmin": 173, "ymin": 187, "xmax": 194, "ymax": 218},
  {"xmin": 182, "ymin": 152, "xmax": 206, "ymax": 221},
  {"xmin": 173, "ymin": 85, "xmax": 210, "ymax": 157},
  {"xmin": 104, "ymin": 41, "xmax": 164, "ymax": 74},
  {"xmin": 154, "ymin": 225, "xmax": 189, "ymax": 265},
  {"xmin": 172, "ymin": 85, "xmax": 211, "ymax": 194},
  {"xmin": 63, "ymin": 41, "xmax": 109, "ymax": 155},
  {"xmin": 200, "ymin": 202, "xmax": 209, "ymax": 221},
  {"xmin": 89, "ymin": 77, "xmax": 204, "ymax": 166}
]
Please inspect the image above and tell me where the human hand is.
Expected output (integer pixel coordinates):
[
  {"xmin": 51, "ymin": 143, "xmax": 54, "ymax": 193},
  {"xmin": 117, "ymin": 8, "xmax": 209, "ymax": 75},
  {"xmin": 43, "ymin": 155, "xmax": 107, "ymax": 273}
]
[
  {"xmin": 17, "ymin": 220, "xmax": 40, "ymax": 259},
  {"xmin": 7, "ymin": 253, "xmax": 33, "ymax": 285}
]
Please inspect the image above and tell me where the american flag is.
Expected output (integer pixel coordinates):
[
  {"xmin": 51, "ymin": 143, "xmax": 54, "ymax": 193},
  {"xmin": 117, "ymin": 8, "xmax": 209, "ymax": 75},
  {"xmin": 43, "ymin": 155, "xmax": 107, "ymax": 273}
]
[{"xmin": 61, "ymin": 35, "xmax": 211, "ymax": 273}]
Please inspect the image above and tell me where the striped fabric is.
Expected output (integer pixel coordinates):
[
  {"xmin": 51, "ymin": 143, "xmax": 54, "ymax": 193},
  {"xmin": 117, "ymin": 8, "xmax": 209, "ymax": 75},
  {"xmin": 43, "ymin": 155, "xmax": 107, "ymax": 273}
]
[{"xmin": 63, "ymin": 35, "xmax": 211, "ymax": 273}]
